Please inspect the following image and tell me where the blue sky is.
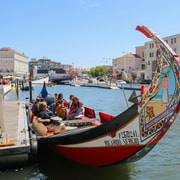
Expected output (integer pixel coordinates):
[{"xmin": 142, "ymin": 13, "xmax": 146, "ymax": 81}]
[{"xmin": 1, "ymin": 0, "xmax": 180, "ymax": 68}]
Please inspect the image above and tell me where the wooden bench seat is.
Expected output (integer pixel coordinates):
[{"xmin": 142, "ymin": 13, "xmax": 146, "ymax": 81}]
[
  {"xmin": 99, "ymin": 112, "xmax": 115, "ymax": 123},
  {"xmin": 79, "ymin": 106, "xmax": 96, "ymax": 120}
]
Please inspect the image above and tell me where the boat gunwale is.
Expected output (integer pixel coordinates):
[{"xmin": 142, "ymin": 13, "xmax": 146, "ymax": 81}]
[{"xmin": 37, "ymin": 103, "xmax": 138, "ymax": 145}]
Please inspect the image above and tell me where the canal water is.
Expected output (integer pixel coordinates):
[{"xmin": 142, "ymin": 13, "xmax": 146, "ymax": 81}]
[{"xmin": 1, "ymin": 85, "xmax": 180, "ymax": 180}]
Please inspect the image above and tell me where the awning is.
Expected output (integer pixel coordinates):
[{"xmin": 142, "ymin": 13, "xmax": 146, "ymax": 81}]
[
  {"xmin": 111, "ymin": 74, "xmax": 118, "ymax": 77},
  {"xmin": 4, "ymin": 75, "xmax": 12, "ymax": 79}
]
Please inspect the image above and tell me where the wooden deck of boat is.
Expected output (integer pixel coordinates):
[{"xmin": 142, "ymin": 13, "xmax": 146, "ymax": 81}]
[{"xmin": 0, "ymin": 100, "xmax": 31, "ymax": 163}]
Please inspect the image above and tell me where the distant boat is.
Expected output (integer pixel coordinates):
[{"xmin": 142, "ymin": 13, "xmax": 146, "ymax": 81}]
[
  {"xmin": 70, "ymin": 81, "xmax": 80, "ymax": 87},
  {"xmin": 117, "ymin": 83, "xmax": 141, "ymax": 90},
  {"xmin": 21, "ymin": 85, "xmax": 30, "ymax": 91},
  {"xmin": 2, "ymin": 84, "xmax": 11, "ymax": 94},
  {"xmin": 46, "ymin": 81, "xmax": 57, "ymax": 87},
  {"xmin": 50, "ymin": 76, "xmax": 73, "ymax": 84},
  {"xmin": 21, "ymin": 85, "xmax": 34, "ymax": 91},
  {"xmin": 32, "ymin": 77, "xmax": 49, "ymax": 84}
]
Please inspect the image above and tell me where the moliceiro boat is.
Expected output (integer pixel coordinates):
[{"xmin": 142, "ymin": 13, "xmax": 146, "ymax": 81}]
[{"xmin": 29, "ymin": 25, "xmax": 180, "ymax": 167}]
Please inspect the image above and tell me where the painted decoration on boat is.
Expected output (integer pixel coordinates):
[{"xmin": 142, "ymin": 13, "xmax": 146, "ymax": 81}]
[{"xmin": 136, "ymin": 26, "xmax": 180, "ymax": 141}]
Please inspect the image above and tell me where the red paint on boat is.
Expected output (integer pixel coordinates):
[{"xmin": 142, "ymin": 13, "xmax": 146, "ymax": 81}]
[
  {"xmin": 141, "ymin": 85, "xmax": 148, "ymax": 94},
  {"xmin": 53, "ymin": 145, "xmax": 144, "ymax": 166}
]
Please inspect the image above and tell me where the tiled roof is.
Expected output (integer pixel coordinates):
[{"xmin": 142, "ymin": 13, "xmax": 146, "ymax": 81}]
[
  {"xmin": 121, "ymin": 53, "xmax": 140, "ymax": 58},
  {"xmin": 115, "ymin": 53, "xmax": 141, "ymax": 59},
  {"xmin": 0, "ymin": 47, "xmax": 28, "ymax": 58}
]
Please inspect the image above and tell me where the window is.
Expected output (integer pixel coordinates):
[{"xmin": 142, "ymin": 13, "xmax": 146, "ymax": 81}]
[
  {"xmin": 149, "ymin": 43, "xmax": 154, "ymax": 48},
  {"xmin": 149, "ymin": 52, "xmax": 154, "ymax": 57},
  {"xmin": 141, "ymin": 64, "xmax": 146, "ymax": 70},
  {"xmin": 171, "ymin": 38, "xmax": 173, "ymax": 44},
  {"xmin": 142, "ymin": 51, "xmax": 144, "ymax": 57}
]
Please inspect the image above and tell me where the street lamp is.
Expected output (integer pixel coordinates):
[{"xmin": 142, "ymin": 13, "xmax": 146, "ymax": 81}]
[{"xmin": 102, "ymin": 58, "xmax": 111, "ymax": 65}]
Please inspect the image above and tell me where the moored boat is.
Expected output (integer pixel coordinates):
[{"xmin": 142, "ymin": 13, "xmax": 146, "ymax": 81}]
[
  {"xmin": 28, "ymin": 25, "xmax": 180, "ymax": 167},
  {"xmin": 1, "ymin": 84, "xmax": 11, "ymax": 95},
  {"xmin": 32, "ymin": 76, "xmax": 49, "ymax": 84}
]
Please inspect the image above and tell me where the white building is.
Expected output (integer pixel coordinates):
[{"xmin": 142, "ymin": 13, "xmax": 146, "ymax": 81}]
[
  {"xmin": 140, "ymin": 33, "xmax": 180, "ymax": 79},
  {"xmin": 0, "ymin": 47, "xmax": 29, "ymax": 80}
]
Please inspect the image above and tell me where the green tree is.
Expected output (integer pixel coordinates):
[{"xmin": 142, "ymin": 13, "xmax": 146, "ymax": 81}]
[{"xmin": 89, "ymin": 66, "xmax": 104, "ymax": 77}]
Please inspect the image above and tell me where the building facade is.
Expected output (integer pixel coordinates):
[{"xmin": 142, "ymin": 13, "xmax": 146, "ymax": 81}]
[
  {"xmin": 143, "ymin": 33, "xmax": 180, "ymax": 79},
  {"xmin": 113, "ymin": 33, "xmax": 180, "ymax": 82},
  {"xmin": 112, "ymin": 53, "xmax": 142, "ymax": 81},
  {"xmin": 0, "ymin": 47, "xmax": 29, "ymax": 80},
  {"xmin": 29, "ymin": 57, "xmax": 72, "ymax": 79}
]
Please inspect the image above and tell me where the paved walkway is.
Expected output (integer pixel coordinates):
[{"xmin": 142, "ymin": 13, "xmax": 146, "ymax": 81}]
[
  {"xmin": 1, "ymin": 101, "xmax": 30, "ymax": 146},
  {"xmin": 0, "ymin": 88, "xmax": 31, "ymax": 162}
]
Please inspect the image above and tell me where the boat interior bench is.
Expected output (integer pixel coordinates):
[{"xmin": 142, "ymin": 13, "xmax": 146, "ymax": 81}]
[
  {"xmin": 99, "ymin": 112, "xmax": 115, "ymax": 123},
  {"xmin": 78, "ymin": 106, "xmax": 101, "ymax": 125},
  {"xmin": 80, "ymin": 106, "xmax": 96, "ymax": 119}
]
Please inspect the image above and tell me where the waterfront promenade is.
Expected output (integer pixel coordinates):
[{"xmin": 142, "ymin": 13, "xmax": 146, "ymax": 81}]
[{"xmin": 0, "ymin": 86, "xmax": 31, "ymax": 165}]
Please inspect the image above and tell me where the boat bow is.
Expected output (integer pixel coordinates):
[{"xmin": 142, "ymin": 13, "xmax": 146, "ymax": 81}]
[{"xmin": 136, "ymin": 25, "xmax": 180, "ymax": 142}]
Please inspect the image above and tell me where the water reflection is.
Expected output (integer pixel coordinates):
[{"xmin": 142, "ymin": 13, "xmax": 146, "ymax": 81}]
[
  {"xmin": 37, "ymin": 144, "xmax": 134, "ymax": 180},
  {"xmin": 0, "ymin": 156, "xmax": 134, "ymax": 180}
]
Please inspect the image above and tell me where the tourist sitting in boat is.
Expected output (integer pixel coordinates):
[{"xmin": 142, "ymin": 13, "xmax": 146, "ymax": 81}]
[
  {"xmin": 68, "ymin": 101, "xmax": 85, "ymax": 120},
  {"xmin": 74, "ymin": 102, "xmax": 85, "ymax": 119},
  {"xmin": 31, "ymin": 95, "xmax": 44, "ymax": 116},
  {"xmin": 68, "ymin": 94, "xmax": 75, "ymax": 109},
  {"xmin": 36, "ymin": 101, "xmax": 66, "ymax": 133},
  {"xmin": 66, "ymin": 96, "xmax": 79, "ymax": 119},
  {"xmin": 52, "ymin": 93, "xmax": 68, "ymax": 114},
  {"xmin": 32, "ymin": 96, "xmax": 53, "ymax": 117},
  {"xmin": 57, "ymin": 93, "xmax": 67, "ymax": 104},
  {"xmin": 48, "ymin": 93, "xmax": 58, "ymax": 111},
  {"xmin": 54, "ymin": 93, "xmax": 58, "ymax": 102},
  {"xmin": 65, "ymin": 94, "xmax": 74, "ymax": 116},
  {"xmin": 52, "ymin": 93, "xmax": 69, "ymax": 119},
  {"xmin": 55, "ymin": 99, "xmax": 67, "ymax": 119}
]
